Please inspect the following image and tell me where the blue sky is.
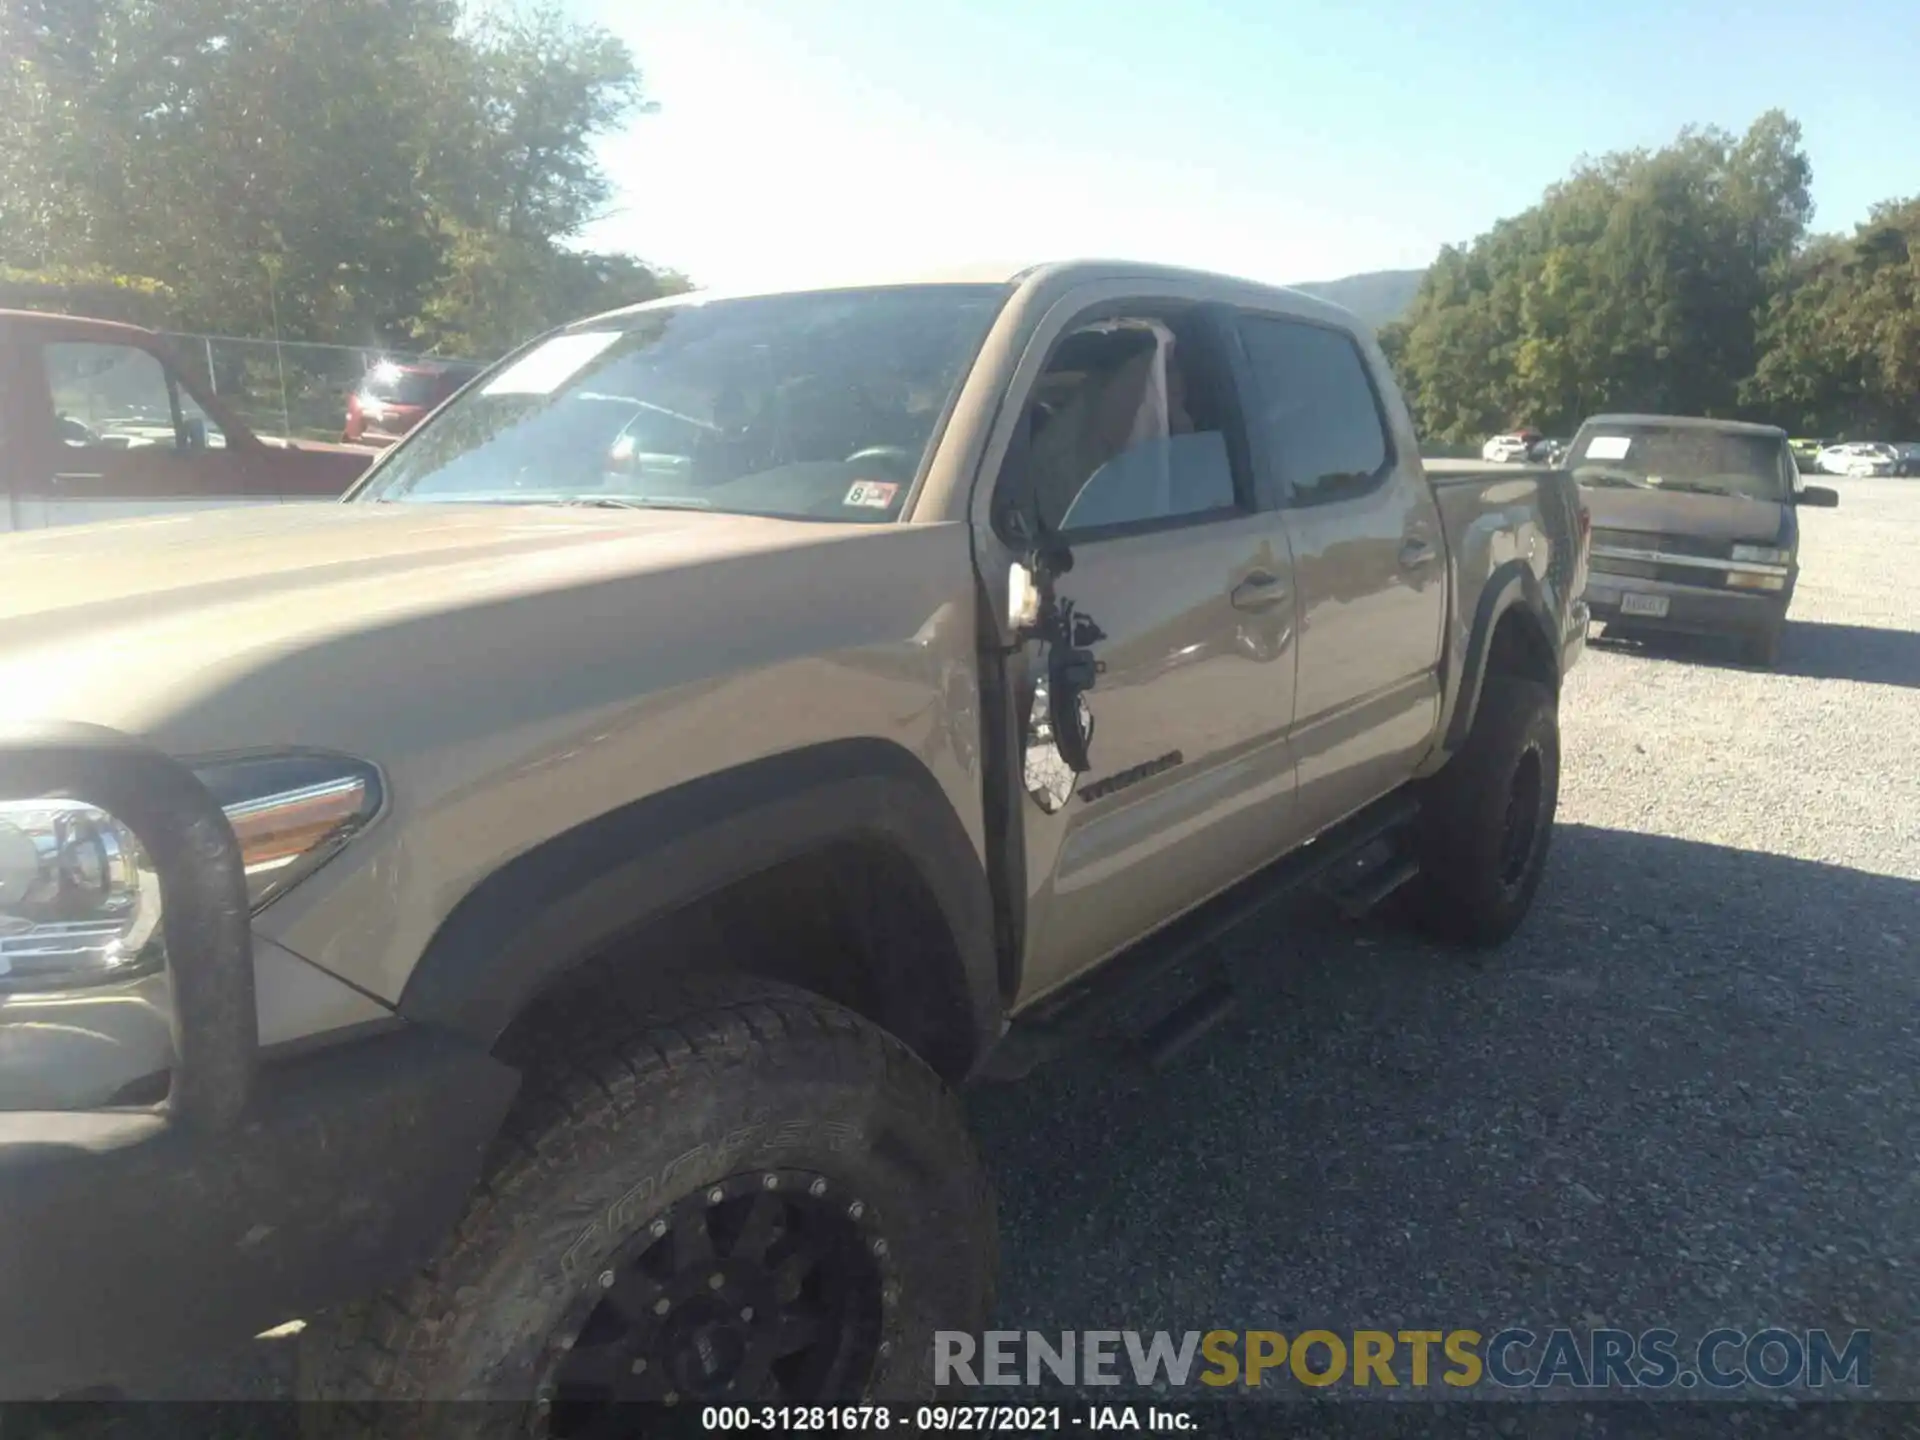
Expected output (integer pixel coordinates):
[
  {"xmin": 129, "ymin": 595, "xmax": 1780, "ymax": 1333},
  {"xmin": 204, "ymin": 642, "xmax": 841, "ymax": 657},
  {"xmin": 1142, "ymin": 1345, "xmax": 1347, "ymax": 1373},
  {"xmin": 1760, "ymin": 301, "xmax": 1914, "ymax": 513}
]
[{"xmin": 568, "ymin": 0, "xmax": 1919, "ymax": 292}]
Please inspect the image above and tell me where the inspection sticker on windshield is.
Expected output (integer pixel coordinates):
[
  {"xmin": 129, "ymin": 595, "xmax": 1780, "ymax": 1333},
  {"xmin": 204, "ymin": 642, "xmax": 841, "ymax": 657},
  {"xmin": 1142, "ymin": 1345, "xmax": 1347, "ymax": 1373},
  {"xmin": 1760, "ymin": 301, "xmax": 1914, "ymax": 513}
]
[
  {"xmin": 1584, "ymin": 435, "xmax": 1633, "ymax": 460},
  {"xmin": 482, "ymin": 331, "xmax": 624, "ymax": 396},
  {"xmin": 843, "ymin": 480, "xmax": 899, "ymax": 509}
]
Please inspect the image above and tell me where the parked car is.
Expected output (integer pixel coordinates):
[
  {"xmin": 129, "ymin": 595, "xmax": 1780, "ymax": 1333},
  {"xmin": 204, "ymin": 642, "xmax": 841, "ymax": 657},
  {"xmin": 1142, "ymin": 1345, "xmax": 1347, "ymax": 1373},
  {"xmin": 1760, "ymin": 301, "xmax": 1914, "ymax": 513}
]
[
  {"xmin": 343, "ymin": 357, "xmax": 482, "ymax": 446},
  {"xmin": 1788, "ymin": 438, "xmax": 1828, "ymax": 471},
  {"xmin": 1571, "ymin": 413, "xmax": 1838, "ymax": 667},
  {"xmin": 1815, "ymin": 441, "xmax": 1900, "ymax": 477},
  {"xmin": 0, "ymin": 310, "xmax": 372, "ymax": 531},
  {"xmin": 0, "ymin": 261, "xmax": 1591, "ymax": 1413},
  {"xmin": 1896, "ymin": 442, "xmax": 1920, "ymax": 477},
  {"xmin": 1481, "ymin": 428, "xmax": 1544, "ymax": 463}
]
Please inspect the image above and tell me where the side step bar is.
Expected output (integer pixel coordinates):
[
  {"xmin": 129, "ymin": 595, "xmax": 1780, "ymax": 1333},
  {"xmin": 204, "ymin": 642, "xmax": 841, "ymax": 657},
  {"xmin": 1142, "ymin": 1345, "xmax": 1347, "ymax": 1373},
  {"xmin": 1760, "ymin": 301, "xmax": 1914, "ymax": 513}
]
[
  {"xmin": 979, "ymin": 791, "xmax": 1420, "ymax": 1081},
  {"xmin": 1135, "ymin": 980, "xmax": 1237, "ymax": 1071}
]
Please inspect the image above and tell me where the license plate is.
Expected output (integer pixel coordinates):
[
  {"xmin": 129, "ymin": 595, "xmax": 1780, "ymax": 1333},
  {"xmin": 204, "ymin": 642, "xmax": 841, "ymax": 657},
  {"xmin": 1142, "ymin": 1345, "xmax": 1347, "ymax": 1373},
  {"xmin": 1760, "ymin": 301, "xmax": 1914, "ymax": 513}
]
[{"xmin": 1620, "ymin": 592, "xmax": 1669, "ymax": 618}]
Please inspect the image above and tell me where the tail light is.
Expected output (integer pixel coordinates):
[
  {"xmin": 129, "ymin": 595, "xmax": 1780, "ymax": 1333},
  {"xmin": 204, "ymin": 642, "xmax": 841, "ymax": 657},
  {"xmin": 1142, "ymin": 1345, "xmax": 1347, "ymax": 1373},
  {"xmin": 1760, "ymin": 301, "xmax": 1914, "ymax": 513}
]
[{"xmin": 1574, "ymin": 502, "xmax": 1592, "ymax": 594}]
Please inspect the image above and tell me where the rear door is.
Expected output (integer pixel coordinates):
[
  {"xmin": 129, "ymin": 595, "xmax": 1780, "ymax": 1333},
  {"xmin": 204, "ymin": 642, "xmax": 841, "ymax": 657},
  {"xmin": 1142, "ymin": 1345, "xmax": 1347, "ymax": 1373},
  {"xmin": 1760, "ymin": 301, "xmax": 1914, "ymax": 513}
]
[
  {"xmin": 14, "ymin": 336, "xmax": 283, "ymax": 528},
  {"xmin": 1233, "ymin": 312, "xmax": 1447, "ymax": 837},
  {"xmin": 982, "ymin": 288, "xmax": 1302, "ymax": 1005}
]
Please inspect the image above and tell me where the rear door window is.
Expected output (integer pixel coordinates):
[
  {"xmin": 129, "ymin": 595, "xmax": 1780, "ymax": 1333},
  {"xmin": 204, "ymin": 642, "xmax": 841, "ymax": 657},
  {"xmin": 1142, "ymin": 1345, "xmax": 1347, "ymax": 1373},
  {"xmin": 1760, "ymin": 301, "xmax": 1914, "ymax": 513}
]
[
  {"xmin": 1235, "ymin": 316, "xmax": 1391, "ymax": 506},
  {"xmin": 362, "ymin": 369, "xmax": 442, "ymax": 406}
]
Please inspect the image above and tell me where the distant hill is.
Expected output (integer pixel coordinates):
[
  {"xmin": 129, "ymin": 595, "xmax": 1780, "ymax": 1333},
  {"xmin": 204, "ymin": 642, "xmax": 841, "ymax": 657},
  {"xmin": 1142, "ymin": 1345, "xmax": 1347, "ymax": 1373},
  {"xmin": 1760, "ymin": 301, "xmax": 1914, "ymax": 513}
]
[{"xmin": 1291, "ymin": 268, "xmax": 1427, "ymax": 328}]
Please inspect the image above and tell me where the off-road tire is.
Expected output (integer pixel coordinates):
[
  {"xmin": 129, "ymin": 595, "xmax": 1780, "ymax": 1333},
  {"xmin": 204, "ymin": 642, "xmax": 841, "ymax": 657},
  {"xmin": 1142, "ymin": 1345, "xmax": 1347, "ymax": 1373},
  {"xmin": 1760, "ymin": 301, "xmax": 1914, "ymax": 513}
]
[
  {"xmin": 299, "ymin": 977, "xmax": 995, "ymax": 1436},
  {"xmin": 1406, "ymin": 676, "xmax": 1559, "ymax": 947}
]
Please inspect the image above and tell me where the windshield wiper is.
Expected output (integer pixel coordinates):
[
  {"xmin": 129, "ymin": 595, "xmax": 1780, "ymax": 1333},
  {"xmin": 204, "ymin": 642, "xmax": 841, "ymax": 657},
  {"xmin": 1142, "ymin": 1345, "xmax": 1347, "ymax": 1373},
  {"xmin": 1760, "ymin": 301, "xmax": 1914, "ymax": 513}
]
[{"xmin": 553, "ymin": 495, "xmax": 713, "ymax": 511}]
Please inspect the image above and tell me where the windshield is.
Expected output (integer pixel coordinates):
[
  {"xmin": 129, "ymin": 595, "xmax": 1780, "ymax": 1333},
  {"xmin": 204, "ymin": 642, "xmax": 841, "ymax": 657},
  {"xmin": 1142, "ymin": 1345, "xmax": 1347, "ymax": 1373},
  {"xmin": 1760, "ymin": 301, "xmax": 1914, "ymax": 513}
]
[
  {"xmin": 356, "ymin": 285, "xmax": 1007, "ymax": 522},
  {"xmin": 1568, "ymin": 424, "xmax": 1792, "ymax": 500}
]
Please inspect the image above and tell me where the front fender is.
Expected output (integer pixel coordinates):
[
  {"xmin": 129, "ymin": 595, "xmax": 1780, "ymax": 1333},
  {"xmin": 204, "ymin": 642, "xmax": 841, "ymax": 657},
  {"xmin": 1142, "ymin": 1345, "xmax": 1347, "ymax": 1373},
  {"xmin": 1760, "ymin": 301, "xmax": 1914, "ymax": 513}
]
[{"xmin": 398, "ymin": 738, "xmax": 1002, "ymax": 1079}]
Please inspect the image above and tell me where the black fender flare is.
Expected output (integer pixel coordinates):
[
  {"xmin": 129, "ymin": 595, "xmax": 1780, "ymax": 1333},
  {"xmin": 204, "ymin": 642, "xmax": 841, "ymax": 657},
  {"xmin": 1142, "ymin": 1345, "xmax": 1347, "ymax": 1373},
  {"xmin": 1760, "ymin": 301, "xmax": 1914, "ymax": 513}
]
[
  {"xmin": 1443, "ymin": 559, "xmax": 1561, "ymax": 754},
  {"xmin": 398, "ymin": 738, "xmax": 1002, "ymax": 1079}
]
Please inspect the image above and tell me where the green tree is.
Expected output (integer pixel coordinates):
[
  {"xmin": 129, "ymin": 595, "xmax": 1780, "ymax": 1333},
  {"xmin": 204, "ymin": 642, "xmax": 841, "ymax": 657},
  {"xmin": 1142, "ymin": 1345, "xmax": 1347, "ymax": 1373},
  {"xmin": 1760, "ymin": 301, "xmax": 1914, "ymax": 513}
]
[
  {"xmin": 1391, "ymin": 112, "xmax": 1813, "ymax": 443},
  {"xmin": 0, "ymin": 0, "xmax": 676, "ymax": 354},
  {"xmin": 1750, "ymin": 198, "xmax": 1920, "ymax": 437}
]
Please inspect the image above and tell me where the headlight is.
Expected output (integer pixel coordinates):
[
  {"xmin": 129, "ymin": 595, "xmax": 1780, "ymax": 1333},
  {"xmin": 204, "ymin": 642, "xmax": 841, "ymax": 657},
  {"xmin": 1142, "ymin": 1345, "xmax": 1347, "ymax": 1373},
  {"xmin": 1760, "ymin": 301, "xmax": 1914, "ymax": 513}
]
[
  {"xmin": 1731, "ymin": 544, "xmax": 1790, "ymax": 564},
  {"xmin": 193, "ymin": 753, "xmax": 382, "ymax": 910},
  {"xmin": 0, "ymin": 753, "xmax": 378, "ymax": 992},
  {"xmin": 0, "ymin": 800, "xmax": 165, "ymax": 990}
]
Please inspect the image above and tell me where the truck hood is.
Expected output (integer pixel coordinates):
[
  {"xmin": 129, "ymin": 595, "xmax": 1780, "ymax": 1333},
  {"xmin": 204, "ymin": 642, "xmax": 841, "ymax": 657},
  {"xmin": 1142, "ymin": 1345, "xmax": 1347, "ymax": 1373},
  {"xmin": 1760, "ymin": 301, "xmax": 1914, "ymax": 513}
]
[
  {"xmin": 0, "ymin": 502, "xmax": 895, "ymax": 747},
  {"xmin": 1581, "ymin": 484, "xmax": 1786, "ymax": 542}
]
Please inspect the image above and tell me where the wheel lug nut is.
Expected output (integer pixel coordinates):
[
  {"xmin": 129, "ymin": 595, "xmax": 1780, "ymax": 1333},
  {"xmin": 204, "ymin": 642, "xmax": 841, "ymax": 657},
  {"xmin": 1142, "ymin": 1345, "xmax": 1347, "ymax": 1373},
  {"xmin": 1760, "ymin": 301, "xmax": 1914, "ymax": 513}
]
[
  {"xmin": 880, "ymin": 1341, "xmax": 894, "ymax": 1360},
  {"xmin": 763, "ymin": 1174, "xmax": 779, "ymax": 1190},
  {"xmin": 740, "ymin": 1306, "xmax": 755, "ymax": 1322},
  {"xmin": 707, "ymin": 1187, "xmax": 725, "ymax": 1204},
  {"xmin": 631, "ymin": 1357, "xmax": 648, "ymax": 1375},
  {"xmin": 650, "ymin": 1219, "xmax": 668, "ymax": 1238},
  {"xmin": 708, "ymin": 1272, "xmax": 725, "ymax": 1290},
  {"xmin": 848, "ymin": 1201, "xmax": 865, "ymax": 1219},
  {"xmin": 809, "ymin": 1178, "xmax": 828, "ymax": 1197},
  {"xmin": 654, "ymin": 1297, "xmax": 672, "ymax": 1316},
  {"xmin": 872, "ymin": 1239, "xmax": 888, "ymax": 1257},
  {"xmin": 597, "ymin": 1270, "xmax": 615, "ymax": 1289}
]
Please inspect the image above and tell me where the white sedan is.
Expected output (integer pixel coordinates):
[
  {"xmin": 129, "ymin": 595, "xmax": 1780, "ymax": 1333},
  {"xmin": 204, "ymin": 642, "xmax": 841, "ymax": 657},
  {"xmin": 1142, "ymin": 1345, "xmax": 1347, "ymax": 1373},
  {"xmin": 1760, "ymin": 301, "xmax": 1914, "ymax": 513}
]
[
  {"xmin": 1481, "ymin": 431, "xmax": 1543, "ymax": 463},
  {"xmin": 1816, "ymin": 442, "xmax": 1899, "ymax": 477}
]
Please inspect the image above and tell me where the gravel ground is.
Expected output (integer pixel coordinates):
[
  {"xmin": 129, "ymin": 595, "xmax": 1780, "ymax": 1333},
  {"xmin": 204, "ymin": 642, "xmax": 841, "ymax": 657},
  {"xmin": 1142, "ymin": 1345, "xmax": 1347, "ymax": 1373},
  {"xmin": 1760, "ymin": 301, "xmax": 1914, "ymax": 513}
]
[{"xmin": 21, "ymin": 479, "xmax": 1917, "ymax": 1435}]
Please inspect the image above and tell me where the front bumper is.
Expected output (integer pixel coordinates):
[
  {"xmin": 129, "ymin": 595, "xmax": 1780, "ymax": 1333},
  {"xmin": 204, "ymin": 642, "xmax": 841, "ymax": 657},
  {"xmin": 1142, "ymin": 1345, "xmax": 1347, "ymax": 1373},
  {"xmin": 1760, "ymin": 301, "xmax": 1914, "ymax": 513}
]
[
  {"xmin": 1586, "ymin": 573, "xmax": 1789, "ymax": 640},
  {"xmin": 0, "ymin": 723, "xmax": 519, "ymax": 1397},
  {"xmin": 0, "ymin": 1026, "xmax": 516, "ymax": 1398}
]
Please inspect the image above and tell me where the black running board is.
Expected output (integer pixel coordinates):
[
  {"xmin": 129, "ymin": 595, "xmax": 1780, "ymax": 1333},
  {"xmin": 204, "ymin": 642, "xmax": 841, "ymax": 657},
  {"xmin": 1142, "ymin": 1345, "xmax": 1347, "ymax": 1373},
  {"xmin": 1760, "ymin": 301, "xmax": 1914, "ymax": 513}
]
[
  {"xmin": 1135, "ymin": 981, "xmax": 1237, "ymax": 1071},
  {"xmin": 977, "ymin": 790, "xmax": 1420, "ymax": 1081}
]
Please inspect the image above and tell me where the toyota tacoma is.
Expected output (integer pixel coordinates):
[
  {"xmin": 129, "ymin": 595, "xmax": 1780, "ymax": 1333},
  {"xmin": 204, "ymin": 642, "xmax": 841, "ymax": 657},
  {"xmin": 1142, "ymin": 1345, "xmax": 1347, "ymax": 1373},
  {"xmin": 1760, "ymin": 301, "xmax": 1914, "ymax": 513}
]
[{"xmin": 0, "ymin": 261, "xmax": 1588, "ymax": 1429}]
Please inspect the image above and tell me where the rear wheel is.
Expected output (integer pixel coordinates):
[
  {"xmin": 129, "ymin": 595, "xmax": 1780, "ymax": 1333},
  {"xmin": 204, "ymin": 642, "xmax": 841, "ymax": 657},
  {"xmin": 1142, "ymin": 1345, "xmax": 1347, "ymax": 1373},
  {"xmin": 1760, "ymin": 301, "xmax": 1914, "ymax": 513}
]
[
  {"xmin": 300, "ymin": 980, "xmax": 995, "ymax": 1436},
  {"xmin": 1407, "ymin": 677, "xmax": 1559, "ymax": 946}
]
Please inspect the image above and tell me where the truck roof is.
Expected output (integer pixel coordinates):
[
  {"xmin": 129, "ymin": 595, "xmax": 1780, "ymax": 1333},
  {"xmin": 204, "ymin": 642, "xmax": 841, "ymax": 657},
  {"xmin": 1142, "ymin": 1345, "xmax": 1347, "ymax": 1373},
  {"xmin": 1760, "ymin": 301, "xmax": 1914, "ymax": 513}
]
[
  {"xmin": 590, "ymin": 259, "xmax": 1367, "ymax": 331},
  {"xmin": 1581, "ymin": 413, "xmax": 1787, "ymax": 439},
  {"xmin": 0, "ymin": 308, "xmax": 163, "ymax": 343}
]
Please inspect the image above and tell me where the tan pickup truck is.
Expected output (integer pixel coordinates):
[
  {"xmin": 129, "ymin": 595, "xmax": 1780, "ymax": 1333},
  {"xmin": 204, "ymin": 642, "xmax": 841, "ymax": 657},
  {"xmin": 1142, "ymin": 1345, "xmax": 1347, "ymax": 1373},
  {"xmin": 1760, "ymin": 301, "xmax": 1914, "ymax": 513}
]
[
  {"xmin": 0, "ymin": 261, "xmax": 1588, "ymax": 1422},
  {"xmin": 0, "ymin": 309, "xmax": 370, "ymax": 530}
]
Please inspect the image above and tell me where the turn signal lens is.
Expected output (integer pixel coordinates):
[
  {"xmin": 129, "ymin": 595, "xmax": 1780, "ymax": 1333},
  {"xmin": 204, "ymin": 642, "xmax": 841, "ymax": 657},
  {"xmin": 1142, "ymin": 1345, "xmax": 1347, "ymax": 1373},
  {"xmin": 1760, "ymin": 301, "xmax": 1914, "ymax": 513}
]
[{"xmin": 194, "ymin": 755, "xmax": 382, "ymax": 910}]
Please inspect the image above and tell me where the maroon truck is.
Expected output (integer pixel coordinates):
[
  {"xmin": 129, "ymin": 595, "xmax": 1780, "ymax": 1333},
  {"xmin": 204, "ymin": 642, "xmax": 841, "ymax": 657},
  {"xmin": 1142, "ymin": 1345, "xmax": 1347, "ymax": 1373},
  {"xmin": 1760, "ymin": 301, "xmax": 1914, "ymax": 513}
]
[{"xmin": 0, "ymin": 310, "xmax": 372, "ymax": 532}]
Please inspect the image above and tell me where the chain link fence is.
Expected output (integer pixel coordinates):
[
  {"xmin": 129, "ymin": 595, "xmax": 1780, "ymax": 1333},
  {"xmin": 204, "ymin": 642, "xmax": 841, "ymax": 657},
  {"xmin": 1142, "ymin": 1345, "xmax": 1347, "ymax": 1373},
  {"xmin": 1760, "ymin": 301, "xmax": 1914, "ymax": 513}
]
[{"xmin": 160, "ymin": 332, "xmax": 482, "ymax": 443}]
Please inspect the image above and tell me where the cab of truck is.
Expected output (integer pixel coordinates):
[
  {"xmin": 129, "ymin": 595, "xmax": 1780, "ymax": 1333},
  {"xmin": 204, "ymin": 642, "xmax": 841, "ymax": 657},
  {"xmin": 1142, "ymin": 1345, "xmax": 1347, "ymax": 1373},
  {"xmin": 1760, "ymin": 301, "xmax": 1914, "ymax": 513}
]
[
  {"xmin": 1571, "ymin": 413, "xmax": 1838, "ymax": 668},
  {"xmin": 0, "ymin": 310, "xmax": 371, "ymax": 531}
]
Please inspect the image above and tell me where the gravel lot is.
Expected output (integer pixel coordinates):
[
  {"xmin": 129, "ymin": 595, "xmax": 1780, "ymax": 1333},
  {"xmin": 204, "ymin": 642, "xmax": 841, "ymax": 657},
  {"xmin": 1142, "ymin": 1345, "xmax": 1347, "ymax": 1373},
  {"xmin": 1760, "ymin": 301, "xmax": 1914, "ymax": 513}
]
[{"xmin": 28, "ymin": 479, "xmax": 1917, "ymax": 1433}]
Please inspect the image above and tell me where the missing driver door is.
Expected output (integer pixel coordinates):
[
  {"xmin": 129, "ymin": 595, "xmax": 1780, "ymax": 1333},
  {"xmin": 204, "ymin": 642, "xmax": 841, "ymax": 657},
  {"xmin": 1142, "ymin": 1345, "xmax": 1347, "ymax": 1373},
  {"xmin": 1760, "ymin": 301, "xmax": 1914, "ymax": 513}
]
[{"xmin": 996, "ymin": 299, "xmax": 1302, "ymax": 1007}]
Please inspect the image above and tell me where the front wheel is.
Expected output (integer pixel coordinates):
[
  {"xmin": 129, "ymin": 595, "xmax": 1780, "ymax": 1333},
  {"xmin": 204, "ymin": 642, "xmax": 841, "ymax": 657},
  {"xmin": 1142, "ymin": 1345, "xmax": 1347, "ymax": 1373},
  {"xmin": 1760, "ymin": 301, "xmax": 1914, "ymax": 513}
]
[
  {"xmin": 300, "ymin": 981, "xmax": 996, "ymax": 1435},
  {"xmin": 1406, "ymin": 676, "xmax": 1560, "ymax": 946}
]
